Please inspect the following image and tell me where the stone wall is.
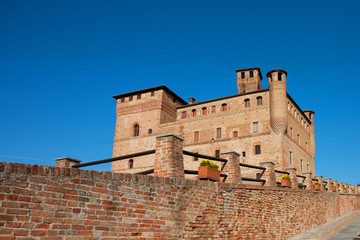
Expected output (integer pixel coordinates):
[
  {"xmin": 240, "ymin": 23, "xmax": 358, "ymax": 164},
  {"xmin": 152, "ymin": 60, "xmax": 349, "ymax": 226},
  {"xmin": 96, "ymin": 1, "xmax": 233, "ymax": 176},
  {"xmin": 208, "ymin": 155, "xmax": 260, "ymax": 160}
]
[{"xmin": 0, "ymin": 161, "xmax": 359, "ymax": 240}]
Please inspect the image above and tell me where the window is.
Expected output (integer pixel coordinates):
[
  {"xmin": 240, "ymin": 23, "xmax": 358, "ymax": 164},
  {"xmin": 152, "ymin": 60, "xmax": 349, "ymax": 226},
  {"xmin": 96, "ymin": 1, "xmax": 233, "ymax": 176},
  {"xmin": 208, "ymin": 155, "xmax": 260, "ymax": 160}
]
[
  {"xmin": 250, "ymin": 70, "xmax": 254, "ymax": 77},
  {"xmin": 253, "ymin": 122, "xmax": 259, "ymax": 133},
  {"xmin": 194, "ymin": 131, "xmax": 199, "ymax": 142},
  {"xmin": 297, "ymin": 134, "xmax": 300, "ymax": 144},
  {"xmin": 121, "ymin": 98, "xmax": 125, "ymax": 103},
  {"xmin": 233, "ymin": 131, "xmax": 238, "ymax": 138},
  {"xmin": 307, "ymin": 163, "xmax": 309, "ymax": 172},
  {"xmin": 181, "ymin": 111, "xmax": 187, "ymax": 119},
  {"xmin": 255, "ymin": 145, "xmax": 261, "ymax": 155},
  {"xmin": 242, "ymin": 151, "xmax": 246, "ymax": 157},
  {"xmin": 192, "ymin": 109, "xmax": 197, "ymax": 117},
  {"xmin": 241, "ymin": 72, "xmax": 245, "ymax": 79},
  {"xmin": 216, "ymin": 128, "xmax": 221, "ymax": 138},
  {"xmin": 137, "ymin": 94, "xmax": 141, "ymax": 99},
  {"xmin": 305, "ymin": 142, "xmax": 308, "ymax": 151},
  {"xmin": 134, "ymin": 124, "xmax": 139, "ymax": 136},
  {"xmin": 290, "ymin": 151, "xmax": 292, "ymax": 164},
  {"xmin": 129, "ymin": 159, "xmax": 134, "ymax": 169},
  {"xmin": 300, "ymin": 159, "xmax": 303, "ymax": 172},
  {"xmin": 129, "ymin": 96, "xmax": 133, "ymax": 101},
  {"xmin": 211, "ymin": 106, "xmax": 216, "ymax": 114},
  {"xmin": 215, "ymin": 150, "xmax": 220, "ymax": 158},
  {"xmin": 257, "ymin": 97, "xmax": 262, "ymax": 106},
  {"xmin": 151, "ymin": 91, "xmax": 155, "ymax": 97},
  {"xmin": 202, "ymin": 107, "xmax": 207, "ymax": 115},
  {"xmin": 221, "ymin": 103, "xmax": 227, "ymax": 112},
  {"xmin": 244, "ymin": 99, "xmax": 250, "ymax": 108},
  {"xmin": 148, "ymin": 129, "xmax": 152, "ymax": 135},
  {"xmin": 290, "ymin": 127, "xmax": 293, "ymax": 138},
  {"xmin": 278, "ymin": 72, "xmax": 282, "ymax": 81}
]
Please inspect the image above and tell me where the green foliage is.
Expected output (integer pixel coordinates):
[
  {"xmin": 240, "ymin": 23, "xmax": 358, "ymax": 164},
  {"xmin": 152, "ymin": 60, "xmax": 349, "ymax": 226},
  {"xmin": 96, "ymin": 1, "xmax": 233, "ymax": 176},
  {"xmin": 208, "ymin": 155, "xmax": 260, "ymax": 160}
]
[
  {"xmin": 343, "ymin": 186, "xmax": 347, "ymax": 189},
  {"xmin": 277, "ymin": 183, "xmax": 281, "ymax": 187},
  {"xmin": 298, "ymin": 183, "xmax": 303, "ymax": 189},
  {"xmin": 314, "ymin": 181, "xmax": 321, "ymax": 186},
  {"xmin": 281, "ymin": 174, "xmax": 291, "ymax": 180},
  {"xmin": 200, "ymin": 159, "xmax": 219, "ymax": 170},
  {"xmin": 332, "ymin": 184, "xmax": 336, "ymax": 188}
]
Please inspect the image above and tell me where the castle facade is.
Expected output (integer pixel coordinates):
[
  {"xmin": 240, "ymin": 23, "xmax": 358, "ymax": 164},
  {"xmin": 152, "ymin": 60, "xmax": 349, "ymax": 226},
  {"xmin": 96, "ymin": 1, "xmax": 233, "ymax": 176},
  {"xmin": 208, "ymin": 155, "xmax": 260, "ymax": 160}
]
[{"xmin": 111, "ymin": 67, "xmax": 315, "ymax": 177}]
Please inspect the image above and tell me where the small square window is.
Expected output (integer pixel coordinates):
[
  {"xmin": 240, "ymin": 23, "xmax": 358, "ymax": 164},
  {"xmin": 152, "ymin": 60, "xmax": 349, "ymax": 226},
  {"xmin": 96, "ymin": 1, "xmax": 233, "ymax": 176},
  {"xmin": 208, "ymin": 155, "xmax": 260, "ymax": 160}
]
[
  {"xmin": 255, "ymin": 145, "xmax": 261, "ymax": 155},
  {"xmin": 151, "ymin": 91, "xmax": 155, "ymax": 96},
  {"xmin": 241, "ymin": 72, "xmax": 245, "ymax": 79},
  {"xmin": 253, "ymin": 122, "xmax": 259, "ymax": 133},
  {"xmin": 242, "ymin": 151, "xmax": 246, "ymax": 157},
  {"xmin": 216, "ymin": 128, "xmax": 221, "ymax": 138},
  {"xmin": 129, "ymin": 96, "xmax": 133, "ymax": 101},
  {"xmin": 137, "ymin": 94, "xmax": 141, "ymax": 99},
  {"xmin": 121, "ymin": 98, "xmax": 125, "ymax": 103},
  {"xmin": 245, "ymin": 99, "xmax": 250, "ymax": 108},
  {"xmin": 148, "ymin": 129, "xmax": 152, "ymax": 135},
  {"xmin": 250, "ymin": 71, "xmax": 253, "ymax": 77},
  {"xmin": 215, "ymin": 150, "xmax": 220, "ymax": 158}
]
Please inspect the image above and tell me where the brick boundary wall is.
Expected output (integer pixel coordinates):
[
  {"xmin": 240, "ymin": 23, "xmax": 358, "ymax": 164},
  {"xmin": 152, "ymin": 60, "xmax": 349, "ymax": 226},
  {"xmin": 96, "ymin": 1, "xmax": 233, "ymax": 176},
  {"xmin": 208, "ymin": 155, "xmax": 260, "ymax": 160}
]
[{"xmin": 0, "ymin": 162, "xmax": 360, "ymax": 240}]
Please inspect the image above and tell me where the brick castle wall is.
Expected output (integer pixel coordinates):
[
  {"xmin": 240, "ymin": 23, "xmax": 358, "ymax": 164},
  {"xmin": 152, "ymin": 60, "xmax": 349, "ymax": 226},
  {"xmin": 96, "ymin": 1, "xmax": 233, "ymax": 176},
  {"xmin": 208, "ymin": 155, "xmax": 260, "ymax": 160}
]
[{"xmin": 0, "ymin": 162, "xmax": 359, "ymax": 240}]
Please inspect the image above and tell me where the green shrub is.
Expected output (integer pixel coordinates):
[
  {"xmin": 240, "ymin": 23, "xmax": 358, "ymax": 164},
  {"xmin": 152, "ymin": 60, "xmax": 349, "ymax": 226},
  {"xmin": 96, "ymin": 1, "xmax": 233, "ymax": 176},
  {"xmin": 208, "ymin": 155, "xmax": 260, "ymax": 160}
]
[
  {"xmin": 298, "ymin": 183, "xmax": 303, "ymax": 189},
  {"xmin": 200, "ymin": 159, "xmax": 219, "ymax": 170},
  {"xmin": 314, "ymin": 181, "xmax": 321, "ymax": 186}
]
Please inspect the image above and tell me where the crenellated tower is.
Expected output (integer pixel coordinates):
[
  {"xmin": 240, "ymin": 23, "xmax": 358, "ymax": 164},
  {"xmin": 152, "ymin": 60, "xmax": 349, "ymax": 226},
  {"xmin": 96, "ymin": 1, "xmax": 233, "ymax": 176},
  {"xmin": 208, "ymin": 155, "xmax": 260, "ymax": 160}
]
[
  {"xmin": 235, "ymin": 67, "xmax": 262, "ymax": 93},
  {"xmin": 267, "ymin": 69, "xmax": 288, "ymax": 135}
]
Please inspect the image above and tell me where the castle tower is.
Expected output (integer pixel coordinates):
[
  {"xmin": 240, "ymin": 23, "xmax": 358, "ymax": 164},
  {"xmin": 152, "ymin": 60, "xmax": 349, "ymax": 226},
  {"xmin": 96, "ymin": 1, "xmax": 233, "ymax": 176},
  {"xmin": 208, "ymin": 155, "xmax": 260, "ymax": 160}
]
[
  {"xmin": 304, "ymin": 110, "xmax": 316, "ymax": 158},
  {"xmin": 267, "ymin": 69, "xmax": 288, "ymax": 135},
  {"xmin": 235, "ymin": 67, "xmax": 262, "ymax": 93}
]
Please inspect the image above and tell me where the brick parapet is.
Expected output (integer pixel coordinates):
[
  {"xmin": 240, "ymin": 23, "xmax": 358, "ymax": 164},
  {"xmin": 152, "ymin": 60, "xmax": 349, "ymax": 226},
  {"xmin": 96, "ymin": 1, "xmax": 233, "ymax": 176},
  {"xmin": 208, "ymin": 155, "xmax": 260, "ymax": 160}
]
[
  {"xmin": 0, "ymin": 161, "xmax": 360, "ymax": 239},
  {"xmin": 315, "ymin": 176, "xmax": 325, "ymax": 191},
  {"xmin": 285, "ymin": 167, "xmax": 298, "ymax": 189},
  {"xmin": 303, "ymin": 172, "xmax": 314, "ymax": 191},
  {"xmin": 55, "ymin": 157, "xmax": 81, "ymax": 168},
  {"xmin": 220, "ymin": 151, "xmax": 242, "ymax": 184},
  {"xmin": 154, "ymin": 133, "xmax": 185, "ymax": 178},
  {"xmin": 260, "ymin": 161, "xmax": 276, "ymax": 187}
]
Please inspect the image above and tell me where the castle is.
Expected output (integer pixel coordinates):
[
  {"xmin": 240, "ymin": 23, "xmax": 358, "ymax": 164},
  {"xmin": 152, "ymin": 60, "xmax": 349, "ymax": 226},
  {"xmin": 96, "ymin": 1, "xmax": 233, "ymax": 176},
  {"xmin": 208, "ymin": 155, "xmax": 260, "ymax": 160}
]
[{"xmin": 111, "ymin": 67, "xmax": 315, "ymax": 178}]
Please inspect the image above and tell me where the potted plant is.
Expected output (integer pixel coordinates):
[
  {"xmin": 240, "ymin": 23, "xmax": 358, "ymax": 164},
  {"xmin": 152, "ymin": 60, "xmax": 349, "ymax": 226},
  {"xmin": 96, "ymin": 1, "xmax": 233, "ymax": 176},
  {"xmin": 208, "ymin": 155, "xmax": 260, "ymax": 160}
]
[
  {"xmin": 332, "ymin": 184, "xmax": 336, "ymax": 192},
  {"xmin": 343, "ymin": 186, "xmax": 347, "ymax": 193},
  {"xmin": 198, "ymin": 159, "xmax": 220, "ymax": 181},
  {"xmin": 281, "ymin": 174, "xmax": 291, "ymax": 187},
  {"xmin": 314, "ymin": 181, "xmax": 321, "ymax": 190},
  {"xmin": 352, "ymin": 188, "xmax": 355, "ymax": 193}
]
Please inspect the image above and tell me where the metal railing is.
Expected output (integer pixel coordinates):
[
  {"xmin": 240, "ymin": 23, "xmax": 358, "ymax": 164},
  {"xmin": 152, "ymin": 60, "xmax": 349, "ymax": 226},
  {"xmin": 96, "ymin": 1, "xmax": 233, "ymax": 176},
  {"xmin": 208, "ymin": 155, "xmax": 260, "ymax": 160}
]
[
  {"xmin": 72, "ymin": 149, "xmax": 156, "ymax": 168},
  {"xmin": 239, "ymin": 163, "xmax": 266, "ymax": 185}
]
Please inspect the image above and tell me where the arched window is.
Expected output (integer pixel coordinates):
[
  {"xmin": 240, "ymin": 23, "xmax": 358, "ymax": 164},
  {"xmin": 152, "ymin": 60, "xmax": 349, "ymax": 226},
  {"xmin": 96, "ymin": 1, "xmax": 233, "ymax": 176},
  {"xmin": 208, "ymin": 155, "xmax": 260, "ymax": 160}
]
[
  {"xmin": 211, "ymin": 106, "xmax": 216, "ymax": 114},
  {"xmin": 129, "ymin": 159, "xmax": 134, "ymax": 169},
  {"xmin": 256, "ymin": 96, "xmax": 262, "ymax": 106},
  {"xmin": 233, "ymin": 131, "xmax": 238, "ymax": 138},
  {"xmin": 192, "ymin": 109, "xmax": 197, "ymax": 117},
  {"xmin": 221, "ymin": 103, "xmax": 227, "ymax": 112},
  {"xmin": 134, "ymin": 124, "xmax": 139, "ymax": 137},
  {"xmin": 244, "ymin": 99, "xmax": 250, "ymax": 108},
  {"xmin": 202, "ymin": 107, "xmax": 207, "ymax": 115},
  {"xmin": 181, "ymin": 111, "xmax": 187, "ymax": 119}
]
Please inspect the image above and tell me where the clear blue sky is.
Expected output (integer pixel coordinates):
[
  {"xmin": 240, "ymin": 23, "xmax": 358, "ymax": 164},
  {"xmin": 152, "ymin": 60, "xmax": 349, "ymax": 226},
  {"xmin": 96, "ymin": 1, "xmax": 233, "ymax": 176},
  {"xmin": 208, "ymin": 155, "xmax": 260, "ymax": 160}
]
[{"xmin": 1, "ymin": 1, "xmax": 359, "ymax": 185}]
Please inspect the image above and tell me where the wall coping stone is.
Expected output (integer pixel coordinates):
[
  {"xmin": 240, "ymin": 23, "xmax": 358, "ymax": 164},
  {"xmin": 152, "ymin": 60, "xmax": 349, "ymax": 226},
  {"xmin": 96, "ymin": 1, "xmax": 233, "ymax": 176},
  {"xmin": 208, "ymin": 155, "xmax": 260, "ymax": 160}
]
[
  {"xmin": 302, "ymin": 172, "xmax": 312, "ymax": 175},
  {"xmin": 55, "ymin": 157, "xmax": 81, "ymax": 163},
  {"xmin": 220, "ymin": 151, "xmax": 240, "ymax": 156},
  {"xmin": 260, "ymin": 161, "xmax": 275, "ymax": 165},
  {"xmin": 156, "ymin": 133, "xmax": 184, "ymax": 141},
  {"xmin": 285, "ymin": 167, "xmax": 297, "ymax": 170}
]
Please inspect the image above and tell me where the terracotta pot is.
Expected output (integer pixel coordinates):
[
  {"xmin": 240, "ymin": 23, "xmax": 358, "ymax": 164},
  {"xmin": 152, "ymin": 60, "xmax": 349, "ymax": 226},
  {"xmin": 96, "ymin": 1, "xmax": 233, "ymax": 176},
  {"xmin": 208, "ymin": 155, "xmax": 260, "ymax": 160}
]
[
  {"xmin": 332, "ymin": 187, "xmax": 336, "ymax": 192},
  {"xmin": 281, "ymin": 179, "xmax": 291, "ymax": 187},
  {"xmin": 343, "ymin": 189, "xmax": 347, "ymax": 193},
  {"xmin": 198, "ymin": 166, "xmax": 220, "ymax": 181},
  {"xmin": 314, "ymin": 184, "xmax": 321, "ymax": 190}
]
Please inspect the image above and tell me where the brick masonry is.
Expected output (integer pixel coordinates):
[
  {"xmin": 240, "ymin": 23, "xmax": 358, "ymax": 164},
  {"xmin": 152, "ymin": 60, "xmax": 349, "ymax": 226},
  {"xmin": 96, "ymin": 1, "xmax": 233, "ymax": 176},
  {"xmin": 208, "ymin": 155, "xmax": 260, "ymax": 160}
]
[{"xmin": 0, "ymin": 162, "xmax": 359, "ymax": 239}]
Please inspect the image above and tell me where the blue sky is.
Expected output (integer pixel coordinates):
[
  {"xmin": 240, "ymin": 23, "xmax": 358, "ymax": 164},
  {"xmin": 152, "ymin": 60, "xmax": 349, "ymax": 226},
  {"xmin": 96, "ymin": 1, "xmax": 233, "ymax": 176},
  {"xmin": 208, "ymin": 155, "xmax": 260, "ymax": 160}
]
[{"xmin": 1, "ymin": 0, "xmax": 359, "ymax": 185}]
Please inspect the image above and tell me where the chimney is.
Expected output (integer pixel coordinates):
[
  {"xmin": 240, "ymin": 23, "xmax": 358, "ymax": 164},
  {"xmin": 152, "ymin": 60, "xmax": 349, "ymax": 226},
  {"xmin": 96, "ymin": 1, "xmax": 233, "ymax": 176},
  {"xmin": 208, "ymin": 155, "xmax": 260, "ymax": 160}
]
[{"xmin": 188, "ymin": 97, "xmax": 195, "ymax": 104}]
